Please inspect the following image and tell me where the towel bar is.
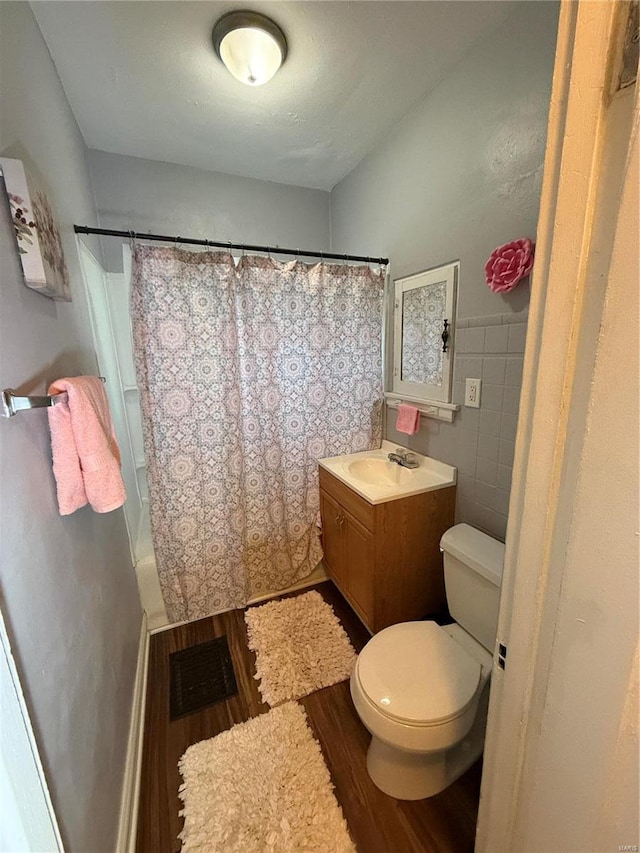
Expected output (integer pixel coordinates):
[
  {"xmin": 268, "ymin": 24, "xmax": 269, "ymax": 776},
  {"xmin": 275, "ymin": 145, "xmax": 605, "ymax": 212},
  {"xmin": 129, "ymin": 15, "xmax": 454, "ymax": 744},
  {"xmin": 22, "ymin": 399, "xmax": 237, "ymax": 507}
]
[{"xmin": 1, "ymin": 378, "xmax": 106, "ymax": 418}]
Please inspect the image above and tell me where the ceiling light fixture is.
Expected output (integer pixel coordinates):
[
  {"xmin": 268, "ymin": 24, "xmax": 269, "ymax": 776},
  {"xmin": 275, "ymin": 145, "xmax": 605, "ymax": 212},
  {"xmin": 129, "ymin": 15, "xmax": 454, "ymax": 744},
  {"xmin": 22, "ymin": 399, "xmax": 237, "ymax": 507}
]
[{"xmin": 212, "ymin": 10, "xmax": 287, "ymax": 87}]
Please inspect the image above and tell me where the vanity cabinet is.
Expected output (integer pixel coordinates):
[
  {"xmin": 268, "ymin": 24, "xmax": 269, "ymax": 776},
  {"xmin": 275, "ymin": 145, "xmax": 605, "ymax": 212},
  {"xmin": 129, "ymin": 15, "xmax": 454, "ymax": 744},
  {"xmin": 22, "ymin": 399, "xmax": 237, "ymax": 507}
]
[{"xmin": 319, "ymin": 467, "xmax": 456, "ymax": 633}]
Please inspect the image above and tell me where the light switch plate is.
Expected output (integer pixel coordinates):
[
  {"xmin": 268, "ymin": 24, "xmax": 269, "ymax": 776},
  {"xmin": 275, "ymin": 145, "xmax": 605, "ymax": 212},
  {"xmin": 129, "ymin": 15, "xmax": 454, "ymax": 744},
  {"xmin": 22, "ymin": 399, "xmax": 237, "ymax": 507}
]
[{"xmin": 465, "ymin": 378, "xmax": 481, "ymax": 408}]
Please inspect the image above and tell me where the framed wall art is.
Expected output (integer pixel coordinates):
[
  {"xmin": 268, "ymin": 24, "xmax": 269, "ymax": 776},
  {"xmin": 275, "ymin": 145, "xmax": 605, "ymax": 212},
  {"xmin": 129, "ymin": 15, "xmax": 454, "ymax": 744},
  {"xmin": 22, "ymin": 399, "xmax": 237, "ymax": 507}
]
[{"xmin": 0, "ymin": 157, "xmax": 71, "ymax": 301}]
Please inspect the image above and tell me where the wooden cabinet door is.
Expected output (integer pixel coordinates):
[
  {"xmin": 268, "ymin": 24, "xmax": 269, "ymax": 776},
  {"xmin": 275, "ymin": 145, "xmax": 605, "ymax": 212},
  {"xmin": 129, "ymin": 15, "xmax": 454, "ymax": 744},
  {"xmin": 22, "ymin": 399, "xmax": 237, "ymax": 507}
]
[
  {"xmin": 319, "ymin": 489, "xmax": 346, "ymax": 588},
  {"xmin": 344, "ymin": 514, "xmax": 375, "ymax": 630}
]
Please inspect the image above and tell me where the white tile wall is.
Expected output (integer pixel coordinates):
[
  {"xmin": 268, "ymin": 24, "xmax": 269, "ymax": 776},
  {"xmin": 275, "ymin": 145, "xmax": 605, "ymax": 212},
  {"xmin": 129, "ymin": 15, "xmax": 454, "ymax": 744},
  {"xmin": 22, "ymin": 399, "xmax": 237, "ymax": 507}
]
[
  {"xmin": 482, "ymin": 356, "xmax": 507, "ymax": 385},
  {"xmin": 481, "ymin": 383, "xmax": 504, "ymax": 412},
  {"xmin": 386, "ymin": 310, "xmax": 528, "ymax": 542},
  {"xmin": 479, "ymin": 409, "xmax": 502, "ymax": 438},
  {"xmin": 459, "ymin": 316, "xmax": 527, "ymax": 539},
  {"xmin": 484, "ymin": 324, "xmax": 509, "ymax": 353}
]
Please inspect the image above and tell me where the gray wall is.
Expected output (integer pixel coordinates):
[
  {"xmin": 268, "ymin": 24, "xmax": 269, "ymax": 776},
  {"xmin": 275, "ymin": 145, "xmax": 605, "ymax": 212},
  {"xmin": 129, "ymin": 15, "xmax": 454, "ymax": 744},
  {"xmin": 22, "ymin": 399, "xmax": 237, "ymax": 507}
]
[
  {"xmin": 0, "ymin": 5, "xmax": 141, "ymax": 850},
  {"xmin": 331, "ymin": 2, "xmax": 559, "ymax": 540},
  {"xmin": 88, "ymin": 149, "xmax": 331, "ymax": 272}
]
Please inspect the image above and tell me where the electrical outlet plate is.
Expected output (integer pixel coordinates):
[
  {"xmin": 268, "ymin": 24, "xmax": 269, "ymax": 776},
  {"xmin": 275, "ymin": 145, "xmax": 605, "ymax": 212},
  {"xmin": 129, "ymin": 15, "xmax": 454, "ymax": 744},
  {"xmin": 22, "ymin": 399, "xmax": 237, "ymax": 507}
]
[{"xmin": 465, "ymin": 378, "xmax": 481, "ymax": 408}]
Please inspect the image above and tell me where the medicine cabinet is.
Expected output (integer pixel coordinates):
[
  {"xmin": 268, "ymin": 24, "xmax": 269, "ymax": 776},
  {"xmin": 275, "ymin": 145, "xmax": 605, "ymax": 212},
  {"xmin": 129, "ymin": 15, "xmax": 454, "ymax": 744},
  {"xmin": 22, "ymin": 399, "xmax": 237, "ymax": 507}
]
[{"xmin": 389, "ymin": 261, "xmax": 458, "ymax": 412}]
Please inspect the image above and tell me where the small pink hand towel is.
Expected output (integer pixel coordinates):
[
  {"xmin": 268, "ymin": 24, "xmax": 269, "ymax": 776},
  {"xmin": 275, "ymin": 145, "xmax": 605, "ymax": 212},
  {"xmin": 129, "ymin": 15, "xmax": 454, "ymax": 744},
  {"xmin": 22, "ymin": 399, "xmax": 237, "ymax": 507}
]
[
  {"xmin": 47, "ymin": 376, "xmax": 126, "ymax": 515},
  {"xmin": 395, "ymin": 403, "xmax": 420, "ymax": 435}
]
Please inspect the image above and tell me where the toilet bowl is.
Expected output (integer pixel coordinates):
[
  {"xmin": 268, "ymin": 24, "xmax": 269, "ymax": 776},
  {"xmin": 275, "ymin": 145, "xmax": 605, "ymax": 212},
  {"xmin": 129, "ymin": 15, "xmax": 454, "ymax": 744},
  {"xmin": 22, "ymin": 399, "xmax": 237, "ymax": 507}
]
[{"xmin": 350, "ymin": 523, "xmax": 504, "ymax": 800}]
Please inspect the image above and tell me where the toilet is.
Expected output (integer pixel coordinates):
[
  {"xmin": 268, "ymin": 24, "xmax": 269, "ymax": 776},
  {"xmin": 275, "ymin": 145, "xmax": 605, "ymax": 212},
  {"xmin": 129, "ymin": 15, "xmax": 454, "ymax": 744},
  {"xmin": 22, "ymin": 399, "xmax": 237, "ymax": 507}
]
[{"xmin": 350, "ymin": 523, "xmax": 504, "ymax": 800}]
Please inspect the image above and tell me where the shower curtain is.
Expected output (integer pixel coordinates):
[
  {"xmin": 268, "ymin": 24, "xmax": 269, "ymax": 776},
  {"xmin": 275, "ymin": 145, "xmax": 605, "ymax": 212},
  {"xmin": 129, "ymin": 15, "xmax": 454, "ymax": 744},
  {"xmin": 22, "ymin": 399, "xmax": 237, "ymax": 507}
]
[{"xmin": 131, "ymin": 245, "xmax": 384, "ymax": 622}]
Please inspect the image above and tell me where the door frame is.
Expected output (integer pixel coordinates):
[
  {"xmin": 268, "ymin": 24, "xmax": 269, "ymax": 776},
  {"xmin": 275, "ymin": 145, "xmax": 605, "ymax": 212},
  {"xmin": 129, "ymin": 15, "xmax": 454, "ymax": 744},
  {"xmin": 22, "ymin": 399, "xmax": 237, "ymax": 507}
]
[
  {"xmin": 476, "ymin": 1, "xmax": 638, "ymax": 848},
  {"xmin": 0, "ymin": 604, "xmax": 64, "ymax": 851}
]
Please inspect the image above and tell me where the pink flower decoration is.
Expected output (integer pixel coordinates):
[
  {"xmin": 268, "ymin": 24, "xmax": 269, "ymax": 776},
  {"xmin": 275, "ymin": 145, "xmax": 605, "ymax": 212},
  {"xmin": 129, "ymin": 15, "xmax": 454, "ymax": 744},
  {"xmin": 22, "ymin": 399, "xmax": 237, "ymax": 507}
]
[{"xmin": 485, "ymin": 238, "xmax": 535, "ymax": 294}]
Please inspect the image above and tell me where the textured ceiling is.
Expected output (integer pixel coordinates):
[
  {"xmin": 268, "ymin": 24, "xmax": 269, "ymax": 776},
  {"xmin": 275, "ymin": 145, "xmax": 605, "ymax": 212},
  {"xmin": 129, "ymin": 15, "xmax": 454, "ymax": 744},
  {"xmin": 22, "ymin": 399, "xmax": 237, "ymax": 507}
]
[{"xmin": 31, "ymin": 1, "xmax": 516, "ymax": 190}]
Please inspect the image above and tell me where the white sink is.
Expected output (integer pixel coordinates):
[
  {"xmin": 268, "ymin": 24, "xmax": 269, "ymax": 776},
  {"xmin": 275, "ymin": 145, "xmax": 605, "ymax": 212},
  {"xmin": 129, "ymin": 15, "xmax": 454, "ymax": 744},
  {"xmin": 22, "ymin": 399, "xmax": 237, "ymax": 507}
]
[
  {"xmin": 319, "ymin": 440, "xmax": 457, "ymax": 505},
  {"xmin": 347, "ymin": 458, "xmax": 413, "ymax": 486}
]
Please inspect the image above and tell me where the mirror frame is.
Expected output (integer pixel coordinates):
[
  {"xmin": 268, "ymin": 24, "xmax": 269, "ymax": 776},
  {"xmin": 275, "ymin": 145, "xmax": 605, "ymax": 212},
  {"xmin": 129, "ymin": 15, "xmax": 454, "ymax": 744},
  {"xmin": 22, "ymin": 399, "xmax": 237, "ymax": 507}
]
[{"xmin": 392, "ymin": 261, "xmax": 458, "ymax": 403}]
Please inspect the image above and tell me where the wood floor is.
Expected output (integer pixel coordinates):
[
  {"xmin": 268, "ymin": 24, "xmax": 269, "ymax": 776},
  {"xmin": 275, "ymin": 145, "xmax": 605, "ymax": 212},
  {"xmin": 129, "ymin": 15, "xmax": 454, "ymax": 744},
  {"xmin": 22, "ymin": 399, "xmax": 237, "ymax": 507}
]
[{"xmin": 135, "ymin": 582, "xmax": 482, "ymax": 853}]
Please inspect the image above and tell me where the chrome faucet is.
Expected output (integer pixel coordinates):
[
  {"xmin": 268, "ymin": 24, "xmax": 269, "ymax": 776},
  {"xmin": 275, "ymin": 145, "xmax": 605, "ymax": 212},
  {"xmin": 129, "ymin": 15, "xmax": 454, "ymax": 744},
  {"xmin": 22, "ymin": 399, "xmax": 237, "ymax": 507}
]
[{"xmin": 388, "ymin": 447, "xmax": 420, "ymax": 469}]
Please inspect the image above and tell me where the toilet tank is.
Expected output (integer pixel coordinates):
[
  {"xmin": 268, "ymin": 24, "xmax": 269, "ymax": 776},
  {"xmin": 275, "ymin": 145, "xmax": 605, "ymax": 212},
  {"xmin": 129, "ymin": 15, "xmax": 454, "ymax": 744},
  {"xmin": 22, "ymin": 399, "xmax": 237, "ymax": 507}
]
[{"xmin": 440, "ymin": 524, "xmax": 505, "ymax": 652}]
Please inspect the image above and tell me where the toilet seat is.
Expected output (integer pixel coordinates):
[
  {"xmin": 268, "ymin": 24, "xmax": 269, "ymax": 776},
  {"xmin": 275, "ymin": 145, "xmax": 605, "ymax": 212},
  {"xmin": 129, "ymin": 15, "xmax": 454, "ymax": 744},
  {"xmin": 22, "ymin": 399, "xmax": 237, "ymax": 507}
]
[{"xmin": 356, "ymin": 622, "xmax": 482, "ymax": 726}]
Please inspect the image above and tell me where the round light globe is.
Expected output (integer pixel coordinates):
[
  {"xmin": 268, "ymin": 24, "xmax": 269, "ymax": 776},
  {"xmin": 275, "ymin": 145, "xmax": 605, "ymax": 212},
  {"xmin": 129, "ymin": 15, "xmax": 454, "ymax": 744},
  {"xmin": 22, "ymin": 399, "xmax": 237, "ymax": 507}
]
[
  {"xmin": 213, "ymin": 12, "xmax": 287, "ymax": 86},
  {"xmin": 220, "ymin": 27, "xmax": 282, "ymax": 86}
]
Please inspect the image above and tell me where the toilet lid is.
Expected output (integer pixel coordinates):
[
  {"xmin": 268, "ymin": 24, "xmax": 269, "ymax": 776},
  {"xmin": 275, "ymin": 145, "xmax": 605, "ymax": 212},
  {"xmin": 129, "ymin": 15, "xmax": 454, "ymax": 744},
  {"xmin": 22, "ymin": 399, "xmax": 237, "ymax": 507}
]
[{"xmin": 357, "ymin": 622, "xmax": 482, "ymax": 725}]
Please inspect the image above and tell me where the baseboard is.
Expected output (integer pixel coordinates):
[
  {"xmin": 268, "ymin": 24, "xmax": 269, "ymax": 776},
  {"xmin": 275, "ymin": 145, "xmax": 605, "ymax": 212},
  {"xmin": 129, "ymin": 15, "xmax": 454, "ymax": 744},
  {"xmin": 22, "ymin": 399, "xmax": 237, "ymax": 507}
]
[{"xmin": 116, "ymin": 611, "xmax": 149, "ymax": 853}]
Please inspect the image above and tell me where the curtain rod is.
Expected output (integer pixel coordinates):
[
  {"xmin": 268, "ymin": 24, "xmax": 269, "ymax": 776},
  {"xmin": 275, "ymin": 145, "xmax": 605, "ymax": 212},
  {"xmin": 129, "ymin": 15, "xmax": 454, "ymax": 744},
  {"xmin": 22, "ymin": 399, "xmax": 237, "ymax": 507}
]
[{"xmin": 73, "ymin": 225, "xmax": 389, "ymax": 266}]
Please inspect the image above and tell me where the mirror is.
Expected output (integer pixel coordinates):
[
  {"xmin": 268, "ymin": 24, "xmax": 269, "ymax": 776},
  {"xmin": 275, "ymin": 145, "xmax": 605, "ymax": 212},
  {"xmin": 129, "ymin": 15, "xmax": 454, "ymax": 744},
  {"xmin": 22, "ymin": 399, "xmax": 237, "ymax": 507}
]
[
  {"xmin": 400, "ymin": 279, "xmax": 447, "ymax": 386},
  {"xmin": 392, "ymin": 261, "xmax": 458, "ymax": 403}
]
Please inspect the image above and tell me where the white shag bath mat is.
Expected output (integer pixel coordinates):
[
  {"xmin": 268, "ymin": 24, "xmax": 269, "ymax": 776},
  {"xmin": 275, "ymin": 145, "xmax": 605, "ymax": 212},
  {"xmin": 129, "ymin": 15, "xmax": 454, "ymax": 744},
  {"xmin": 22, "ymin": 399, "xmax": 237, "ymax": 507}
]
[
  {"xmin": 178, "ymin": 702, "xmax": 355, "ymax": 852},
  {"xmin": 244, "ymin": 590, "xmax": 357, "ymax": 706}
]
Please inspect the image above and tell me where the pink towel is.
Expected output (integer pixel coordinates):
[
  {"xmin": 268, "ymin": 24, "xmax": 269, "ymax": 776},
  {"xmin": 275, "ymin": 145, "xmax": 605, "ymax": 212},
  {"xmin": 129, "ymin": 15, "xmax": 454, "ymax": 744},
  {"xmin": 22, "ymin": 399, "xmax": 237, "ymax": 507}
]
[
  {"xmin": 47, "ymin": 376, "xmax": 126, "ymax": 515},
  {"xmin": 395, "ymin": 403, "xmax": 420, "ymax": 435}
]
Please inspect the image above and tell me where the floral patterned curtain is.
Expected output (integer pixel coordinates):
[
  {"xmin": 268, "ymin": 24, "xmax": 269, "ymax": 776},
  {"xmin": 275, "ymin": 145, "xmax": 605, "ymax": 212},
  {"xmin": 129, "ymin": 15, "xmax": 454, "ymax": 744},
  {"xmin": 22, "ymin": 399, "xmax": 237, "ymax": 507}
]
[{"xmin": 131, "ymin": 246, "xmax": 384, "ymax": 622}]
